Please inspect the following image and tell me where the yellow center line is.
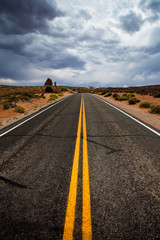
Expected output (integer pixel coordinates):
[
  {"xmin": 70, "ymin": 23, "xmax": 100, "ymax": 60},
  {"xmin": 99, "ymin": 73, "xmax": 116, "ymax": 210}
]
[
  {"xmin": 82, "ymin": 97, "xmax": 92, "ymax": 240},
  {"xmin": 63, "ymin": 95, "xmax": 92, "ymax": 240},
  {"xmin": 63, "ymin": 97, "xmax": 83, "ymax": 240}
]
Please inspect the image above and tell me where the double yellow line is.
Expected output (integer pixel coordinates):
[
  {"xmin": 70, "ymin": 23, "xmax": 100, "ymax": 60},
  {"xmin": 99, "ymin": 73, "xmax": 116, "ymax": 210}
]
[{"xmin": 63, "ymin": 96, "xmax": 92, "ymax": 240}]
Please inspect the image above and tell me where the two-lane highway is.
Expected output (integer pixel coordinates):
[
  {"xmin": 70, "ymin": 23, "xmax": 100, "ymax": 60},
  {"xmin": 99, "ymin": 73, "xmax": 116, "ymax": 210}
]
[{"xmin": 0, "ymin": 93, "xmax": 160, "ymax": 239}]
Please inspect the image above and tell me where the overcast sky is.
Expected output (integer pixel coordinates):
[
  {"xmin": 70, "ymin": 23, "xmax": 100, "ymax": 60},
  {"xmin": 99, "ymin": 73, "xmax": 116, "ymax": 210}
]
[{"xmin": 0, "ymin": 0, "xmax": 160, "ymax": 87}]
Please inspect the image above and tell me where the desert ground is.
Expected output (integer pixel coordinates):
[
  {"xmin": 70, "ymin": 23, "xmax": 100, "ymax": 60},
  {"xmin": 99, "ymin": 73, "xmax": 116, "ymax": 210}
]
[
  {"xmin": 0, "ymin": 85, "xmax": 72, "ymax": 130},
  {"xmin": 96, "ymin": 92, "xmax": 160, "ymax": 130},
  {"xmin": 0, "ymin": 85, "xmax": 160, "ymax": 131}
]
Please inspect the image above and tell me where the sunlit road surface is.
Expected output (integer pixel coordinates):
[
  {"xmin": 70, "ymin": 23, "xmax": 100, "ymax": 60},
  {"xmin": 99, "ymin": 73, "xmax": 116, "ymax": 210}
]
[{"xmin": 0, "ymin": 93, "xmax": 160, "ymax": 239}]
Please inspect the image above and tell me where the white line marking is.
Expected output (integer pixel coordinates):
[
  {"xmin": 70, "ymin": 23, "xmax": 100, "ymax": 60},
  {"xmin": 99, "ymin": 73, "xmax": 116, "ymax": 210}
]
[
  {"xmin": 94, "ymin": 95, "xmax": 160, "ymax": 137},
  {"xmin": 0, "ymin": 95, "xmax": 72, "ymax": 137}
]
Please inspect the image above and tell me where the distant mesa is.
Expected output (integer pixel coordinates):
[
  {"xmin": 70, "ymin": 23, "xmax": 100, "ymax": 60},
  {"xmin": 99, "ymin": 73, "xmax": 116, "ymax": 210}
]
[{"xmin": 44, "ymin": 78, "xmax": 53, "ymax": 86}]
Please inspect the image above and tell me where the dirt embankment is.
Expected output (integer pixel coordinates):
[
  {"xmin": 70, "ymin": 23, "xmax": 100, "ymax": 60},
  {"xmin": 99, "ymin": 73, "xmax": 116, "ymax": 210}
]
[
  {"xmin": 0, "ymin": 92, "xmax": 72, "ymax": 130},
  {"xmin": 95, "ymin": 93, "xmax": 160, "ymax": 131}
]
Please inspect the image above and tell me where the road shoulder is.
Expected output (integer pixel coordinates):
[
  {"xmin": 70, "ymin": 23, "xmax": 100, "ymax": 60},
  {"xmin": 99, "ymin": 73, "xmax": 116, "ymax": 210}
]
[{"xmin": 94, "ymin": 94, "xmax": 160, "ymax": 131}]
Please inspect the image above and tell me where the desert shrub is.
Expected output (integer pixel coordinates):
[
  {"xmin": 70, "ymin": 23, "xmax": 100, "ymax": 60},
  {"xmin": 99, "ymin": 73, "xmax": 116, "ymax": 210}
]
[
  {"xmin": 49, "ymin": 94, "xmax": 58, "ymax": 101},
  {"xmin": 115, "ymin": 95, "xmax": 121, "ymax": 100},
  {"xmin": 115, "ymin": 95, "xmax": 129, "ymax": 101},
  {"xmin": 139, "ymin": 102, "xmax": 151, "ymax": 108},
  {"xmin": 128, "ymin": 93, "xmax": 135, "ymax": 98},
  {"xmin": 128, "ymin": 97, "xmax": 140, "ymax": 105},
  {"xmin": 61, "ymin": 87, "xmax": 68, "ymax": 92},
  {"xmin": 3, "ymin": 102, "xmax": 12, "ymax": 109},
  {"xmin": 21, "ymin": 92, "xmax": 33, "ymax": 98},
  {"xmin": 150, "ymin": 105, "xmax": 160, "ymax": 114},
  {"xmin": 136, "ymin": 88, "xmax": 146, "ymax": 94},
  {"xmin": 113, "ymin": 93, "xmax": 119, "ymax": 98},
  {"xmin": 153, "ymin": 92, "xmax": 160, "ymax": 98},
  {"xmin": 58, "ymin": 93, "xmax": 64, "ymax": 96},
  {"xmin": 1, "ymin": 93, "xmax": 10, "ymax": 98},
  {"xmin": 45, "ymin": 86, "xmax": 53, "ymax": 93},
  {"xmin": 7, "ymin": 95, "xmax": 19, "ymax": 102},
  {"xmin": 19, "ymin": 92, "xmax": 39, "ymax": 101},
  {"xmin": 15, "ymin": 105, "xmax": 25, "ymax": 113},
  {"xmin": 104, "ymin": 92, "xmax": 112, "ymax": 97}
]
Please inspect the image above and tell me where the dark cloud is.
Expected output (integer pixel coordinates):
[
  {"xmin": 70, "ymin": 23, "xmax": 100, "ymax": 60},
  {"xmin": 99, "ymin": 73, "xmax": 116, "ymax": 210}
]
[
  {"xmin": 0, "ymin": 38, "xmax": 86, "ymax": 83},
  {"xmin": 148, "ymin": 0, "xmax": 160, "ymax": 11},
  {"xmin": 139, "ymin": 0, "xmax": 160, "ymax": 22},
  {"xmin": 0, "ymin": 34, "xmax": 34, "ymax": 55},
  {"xmin": 0, "ymin": 1, "xmax": 160, "ymax": 87},
  {"xmin": 0, "ymin": 49, "xmax": 32, "ymax": 80},
  {"xmin": 144, "ymin": 42, "xmax": 160, "ymax": 55},
  {"xmin": 0, "ymin": 0, "xmax": 63, "ymax": 35},
  {"xmin": 119, "ymin": 11, "xmax": 143, "ymax": 34},
  {"xmin": 144, "ymin": 54, "xmax": 160, "ymax": 74},
  {"xmin": 39, "ymin": 54, "xmax": 86, "ymax": 70},
  {"xmin": 35, "ymin": 48, "xmax": 85, "ymax": 70}
]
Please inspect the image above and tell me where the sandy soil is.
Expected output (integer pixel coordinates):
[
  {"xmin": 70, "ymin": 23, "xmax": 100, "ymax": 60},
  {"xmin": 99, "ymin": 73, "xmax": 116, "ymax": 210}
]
[
  {"xmin": 0, "ymin": 92, "xmax": 160, "ymax": 131},
  {"xmin": 95, "ymin": 93, "xmax": 160, "ymax": 131},
  {"xmin": 0, "ymin": 92, "xmax": 72, "ymax": 130}
]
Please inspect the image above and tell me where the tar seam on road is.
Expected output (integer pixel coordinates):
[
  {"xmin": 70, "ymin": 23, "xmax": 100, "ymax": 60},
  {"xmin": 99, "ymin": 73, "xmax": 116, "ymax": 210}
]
[
  {"xmin": 0, "ymin": 95, "xmax": 72, "ymax": 138},
  {"xmin": 94, "ymin": 95, "xmax": 160, "ymax": 137},
  {"xmin": 63, "ymin": 96, "xmax": 92, "ymax": 240}
]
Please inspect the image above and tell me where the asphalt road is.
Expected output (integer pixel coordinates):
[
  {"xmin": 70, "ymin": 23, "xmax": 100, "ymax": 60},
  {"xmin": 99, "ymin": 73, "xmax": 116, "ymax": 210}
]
[{"xmin": 0, "ymin": 93, "xmax": 160, "ymax": 240}]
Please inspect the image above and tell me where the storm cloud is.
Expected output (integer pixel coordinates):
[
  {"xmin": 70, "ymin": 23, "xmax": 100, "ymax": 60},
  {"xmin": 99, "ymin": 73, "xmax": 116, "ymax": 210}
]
[
  {"xmin": 0, "ymin": 0, "xmax": 160, "ymax": 87},
  {"xmin": 140, "ymin": 0, "xmax": 160, "ymax": 12},
  {"xmin": 119, "ymin": 11, "xmax": 143, "ymax": 34},
  {"xmin": 0, "ymin": 0, "xmax": 63, "ymax": 34}
]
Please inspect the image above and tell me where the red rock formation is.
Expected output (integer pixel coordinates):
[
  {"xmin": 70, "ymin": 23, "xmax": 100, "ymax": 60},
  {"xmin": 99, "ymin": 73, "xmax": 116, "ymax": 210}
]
[{"xmin": 44, "ymin": 78, "xmax": 53, "ymax": 86}]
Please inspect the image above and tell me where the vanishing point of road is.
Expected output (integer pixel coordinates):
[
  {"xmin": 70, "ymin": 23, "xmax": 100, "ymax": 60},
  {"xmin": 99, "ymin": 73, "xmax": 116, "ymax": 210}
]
[{"xmin": 0, "ymin": 93, "xmax": 160, "ymax": 240}]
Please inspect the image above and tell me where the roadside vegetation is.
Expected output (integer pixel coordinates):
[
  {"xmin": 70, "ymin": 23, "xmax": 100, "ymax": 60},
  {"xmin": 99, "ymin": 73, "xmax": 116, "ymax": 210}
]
[
  {"xmin": 48, "ymin": 94, "xmax": 58, "ymax": 102},
  {"xmin": 58, "ymin": 93, "xmax": 64, "ymax": 96},
  {"xmin": 0, "ymin": 84, "xmax": 160, "ymax": 117},
  {"xmin": 128, "ymin": 97, "xmax": 140, "ymax": 105},
  {"xmin": 150, "ymin": 105, "xmax": 160, "ymax": 114},
  {"xmin": 0, "ymin": 85, "xmax": 69, "ymax": 119},
  {"xmin": 0, "ymin": 85, "xmax": 73, "ymax": 129},
  {"xmin": 110, "ymin": 93, "xmax": 140, "ymax": 105},
  {"xmin": 68, "ymin": 84, "xmax": 160, "ymax": 115},
  {"xmin": 139, "ymin": 102, "xmax": 151, "ymax": 108},
  {"xmin": 104, "ymin": 92, "xmax": 112, "ymax": 97},
  {"xmin": 94, "ymin": 85, "xmax": 160, "ymax": 114},
  {"xmin": 1, "ymin": 92, "xmax": 43, "ymax": 111},
  {"xmin": 92, "ymin": 85, "xmax": 160, "ymax": 96},
  {"xmin": 153, "ymin": 92, "xmax": 160, "ymax": 98},
  {"xmin": 15, "ymin": 105, "xmax": 25, "ymax": 113}
]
